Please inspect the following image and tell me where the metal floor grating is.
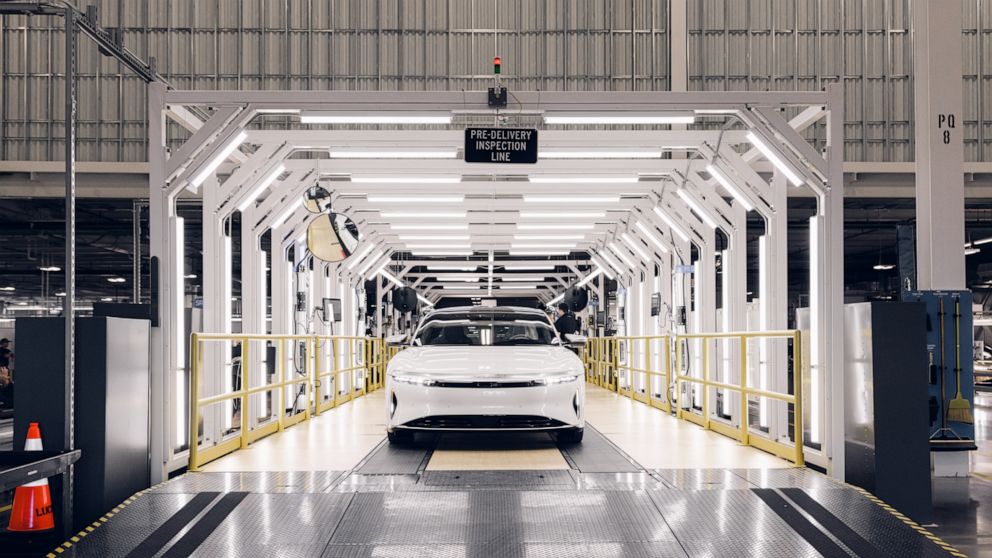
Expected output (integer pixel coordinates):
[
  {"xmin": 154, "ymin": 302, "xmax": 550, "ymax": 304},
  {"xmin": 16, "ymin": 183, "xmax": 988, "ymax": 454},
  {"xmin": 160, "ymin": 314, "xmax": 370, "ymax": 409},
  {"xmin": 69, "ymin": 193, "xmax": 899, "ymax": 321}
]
[
  {"xmin": 557, "ymin": 426, "xmax": 642, "ymax": 473},
  {"xmin": 353, "ymin": 437, "xmax": 434, "ymax": 475},
  {"xmin": 61, "ymin": 493, "xmax": 200, "ymax": 558},
  {"xmin": 421, "ymin": 470, "xmax": 576, "ymax": 487},
  {"xmin": 152, "ymin": 471, "xmax": 345, "ymax": 494}
]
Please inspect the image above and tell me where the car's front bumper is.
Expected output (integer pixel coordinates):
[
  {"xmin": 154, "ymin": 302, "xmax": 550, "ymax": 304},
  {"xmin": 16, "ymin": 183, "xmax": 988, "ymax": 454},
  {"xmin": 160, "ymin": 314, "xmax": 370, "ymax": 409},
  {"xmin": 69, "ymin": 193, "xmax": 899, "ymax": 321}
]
[{"xmin": 386, "ymin": 378, "xmax": 585, "ymax": 431}]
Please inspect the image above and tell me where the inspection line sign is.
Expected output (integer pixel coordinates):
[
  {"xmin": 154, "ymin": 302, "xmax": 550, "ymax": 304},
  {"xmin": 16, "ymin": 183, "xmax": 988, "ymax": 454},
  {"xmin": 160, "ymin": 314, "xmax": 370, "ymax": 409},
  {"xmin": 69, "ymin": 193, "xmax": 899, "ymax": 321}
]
[{"xmin": 464, "ymin": 127, "xmax": 538, "ymax": 164}]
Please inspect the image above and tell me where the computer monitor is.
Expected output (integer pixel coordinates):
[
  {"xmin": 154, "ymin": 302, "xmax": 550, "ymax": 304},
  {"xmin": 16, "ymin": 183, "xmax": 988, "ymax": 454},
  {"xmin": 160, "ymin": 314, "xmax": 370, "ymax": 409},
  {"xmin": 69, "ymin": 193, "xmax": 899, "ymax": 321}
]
[{"xmin": 323, "ymin": 298, "xmax": 342, "ymax": 322}]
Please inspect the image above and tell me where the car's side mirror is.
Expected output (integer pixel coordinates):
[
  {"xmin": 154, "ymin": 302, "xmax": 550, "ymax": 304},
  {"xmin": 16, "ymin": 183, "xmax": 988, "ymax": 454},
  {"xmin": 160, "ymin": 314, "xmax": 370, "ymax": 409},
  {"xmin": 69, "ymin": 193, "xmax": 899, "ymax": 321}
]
[{"xmin": 386, "ymin": 334, "xmax": 408, "ymax": 346}]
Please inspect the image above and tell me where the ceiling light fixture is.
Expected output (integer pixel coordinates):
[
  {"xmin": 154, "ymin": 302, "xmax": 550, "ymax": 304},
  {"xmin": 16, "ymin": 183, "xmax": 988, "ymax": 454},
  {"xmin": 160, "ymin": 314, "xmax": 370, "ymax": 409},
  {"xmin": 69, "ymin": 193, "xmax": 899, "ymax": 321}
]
[
  {"xmin": 410, "ymin": 250, "xmax": 474, "ymax": 256},
  {"xmin": 352, "ymin": 176, "xmax": 460, "ymax": 184},
  {"xmin": 107, "ymin": 277, "xmax": 126, "ymax": 283},
  {"xmin": 330, "ymin": 149, "xmax": 457, "ymax": 159},
  {"xmin": 54, "ymin": 291, "xmax": 66, "ymax": 297},
  {"xmin": 872, "ymin": 264, "xmax": 895, "ymax": 271},
  {"xmin": 513, "ymin": 235, "xmax": 585, "ymax": 240},
  {"xmin": 503, "ymin": 265, "xmax": 555, "ymax": 271},
  {"xmin": 576, "ymin": 267, "xmax": 604, "ymax": 287},
  {"xmin": 706, "ymin": 164, "xmax": 755, "ymax": 212},
  {"xmin": 300, "ymin": 111, "xmax": 452, "ymax": 125},
  {"xmin": 510, "ymin": 243, "xmax": 577, "ymax": 249},
  {"xmin": 417, "ymin": 294, "xmax": 435, "ymax": 306},
  {"xmin": 237, "ymin": 164, "xmax": 286, "ymax": 212},
  {"xmin": 966, "ymin": 247, "xmax": 981, "ymax": 256},
  {"xmin": 100, "ymin": 297, "xmax": 114, "ymax": 302},
  {"xmin": 677, "ymin": 190, "xmax": 718, "ymax": 229},
  {"xmin": 399, "ymin": 235, "xmax": 470, "ymax": 241},
  {"xmin": 633, "ymin": 221, "xmax": 670, "ymax": 254},
  {"xmin": 377, "ymin": 266, "xmax": 406, "ymax": 288},
  {"xmin": 381, "ymin": 211, "xmax": 466, "ymax": 219},
  {"xmin": 523, "ymin": 195, "xmax": 621, "ymax": 203},
  {"xmin": 346, "ymin": 243, "xmax": 378, "ymax": 270},
  {"xmin": 528, "ymin": 176, "xmax": 638, "ymax": 184},
  {"xmin": 652, "ymin": 207, "xmax": 691, "ymax": 243},
  {"xmin": 272, "ymin": 198, "xmax": 304, "ymax": 228},
  {"xmin": 184, "ymin": 273, "xmax": 198, "ymax": 279},
  {"xmin": 0, "ymin": 286, "xmax": 14, "ymax": 292},
  {"xmin": 598, "ymin": 251, "xmax": 626, "ymax": 275},
  {"xmin": 519, "ymin": 211, "xmax": 605, "ymax": 219},
  {"xmin": 544, "ymin": 112, "xmax": 695, "ymax": 125},
  {"xmin": 746, "ymin": 131, "xmax": 804, "ymax": 186},
  {"xmin": 357, "ymin": 250, "xmax": 387, "ymax": 276},
  {"xmin": 391, "ymin": 224, "xmax": 468, "ymax": 231},
  {"xmin": 608, "ymin": 243, "xmax": 637, "ymax": 269},
  {"xmin": 589, "ymin": 256, "xmax": 616, "ymax": 279},
  {"xmin": 255, "ymin": 108, "xmax": 302, "ymax": 114},
  {"xmin": 517, "ymin": 223, "xmax": 595, "ymax": 231},
  {"xmin": 540, "ymin": 149, "xmax": 662, "ymax": 159},
  {"xmin": 620, "ymin": 233, "xmax": 651, "ymax": 262},
  {"xmin": 39, "ymin": 266, "xmax": 62, "ymax": 272},
  {"xmin": 367, "ymin": 195, "xmax": 464, "ymax": 203},
  {"xmin": 508, "ymin": 250, "xmax": 571, "ymax": 256},
  {"xmin": 190, "ymin": 131, "xmax": 248, "ymax": 187}
]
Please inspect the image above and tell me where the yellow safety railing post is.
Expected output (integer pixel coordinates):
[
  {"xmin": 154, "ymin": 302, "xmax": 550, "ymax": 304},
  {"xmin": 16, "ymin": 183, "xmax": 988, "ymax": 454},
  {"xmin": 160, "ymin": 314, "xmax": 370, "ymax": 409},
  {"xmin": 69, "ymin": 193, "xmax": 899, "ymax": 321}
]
[
  {"xmin": 664, "ymin": 336, "xmax": 672, "ymax": 412},
  {"xmin": 675, "ymin": 337, "xmax": 684, "ymax": 420},
  {"xmin": 792, "ymin": 330, "xmax": 805, "ymax": 466},
  {"xmin": 188, "ymin": 333, "xmax": 201, "ymax": 471},
  {"xmin": 277, "ymin": 339, "xmax": 285, "ymax": 432},
  {"xmin": 702, "ymin": 337, "xmax": 710, "ymax": 429},
  {"xmin": 239, "ymin": 337, "xmax": 250, "ymax": 449},
  {"xmin": 739, "ymin": 336, "xmax": 750, "ymax": 446}
]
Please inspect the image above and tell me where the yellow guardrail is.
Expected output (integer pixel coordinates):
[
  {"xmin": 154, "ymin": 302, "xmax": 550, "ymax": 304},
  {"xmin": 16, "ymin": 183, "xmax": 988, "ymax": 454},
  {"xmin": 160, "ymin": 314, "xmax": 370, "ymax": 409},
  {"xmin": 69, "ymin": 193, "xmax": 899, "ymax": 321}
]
[
  {"xmin": 188, "ymin": 333, "xmax": 390, "ymax": 471},
  {"xmin": 584, "ymin": 336, "xmax": 672, "ymax": 412},
  {"xmin": 584, "ymin": 330, "xmax": 805, "ymax": 466}
]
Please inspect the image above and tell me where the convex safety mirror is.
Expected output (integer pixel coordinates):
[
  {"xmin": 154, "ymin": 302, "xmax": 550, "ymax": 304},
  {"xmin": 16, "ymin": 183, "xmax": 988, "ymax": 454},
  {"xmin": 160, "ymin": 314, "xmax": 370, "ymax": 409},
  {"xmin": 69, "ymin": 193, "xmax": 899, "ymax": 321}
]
[
  {"xmin": 303, "ymin": 186, "xmax": 333, "ymax": 214},
  {"xmin": 307, "ymin": 212, "xmax": 360, "ymax": 263}
]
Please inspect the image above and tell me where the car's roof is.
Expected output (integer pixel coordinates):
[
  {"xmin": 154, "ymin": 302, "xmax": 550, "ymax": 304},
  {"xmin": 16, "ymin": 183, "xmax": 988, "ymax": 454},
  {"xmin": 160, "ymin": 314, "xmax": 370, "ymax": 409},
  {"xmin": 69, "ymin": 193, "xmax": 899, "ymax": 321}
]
[{"xmin": 425, "ymin": 305, "xmax": 548, "ymax": 317}]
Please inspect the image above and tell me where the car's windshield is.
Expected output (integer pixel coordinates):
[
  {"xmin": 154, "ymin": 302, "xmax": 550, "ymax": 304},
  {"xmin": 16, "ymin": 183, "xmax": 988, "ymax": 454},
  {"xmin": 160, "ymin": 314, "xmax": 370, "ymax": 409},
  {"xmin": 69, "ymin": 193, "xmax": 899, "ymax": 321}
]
[{"xmin": 415, "ymin": 318, "xmax": 556, "ymax": 346}]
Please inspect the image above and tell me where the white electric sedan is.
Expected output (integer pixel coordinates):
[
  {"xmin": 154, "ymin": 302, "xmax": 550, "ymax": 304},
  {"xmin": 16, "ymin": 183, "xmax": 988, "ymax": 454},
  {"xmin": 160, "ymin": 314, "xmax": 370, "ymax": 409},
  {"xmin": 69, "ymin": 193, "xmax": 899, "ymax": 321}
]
[{"xmin": 385, "ymin": 306, "xmax": 586, "ymax": 444}]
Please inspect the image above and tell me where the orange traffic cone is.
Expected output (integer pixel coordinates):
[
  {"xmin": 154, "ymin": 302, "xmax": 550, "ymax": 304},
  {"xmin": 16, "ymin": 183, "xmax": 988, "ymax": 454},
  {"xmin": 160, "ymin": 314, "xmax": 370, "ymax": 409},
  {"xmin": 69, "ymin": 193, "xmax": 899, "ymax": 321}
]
[{"xmin": 7, "ymin": 422, "xmax": 55, "ymax": 532}]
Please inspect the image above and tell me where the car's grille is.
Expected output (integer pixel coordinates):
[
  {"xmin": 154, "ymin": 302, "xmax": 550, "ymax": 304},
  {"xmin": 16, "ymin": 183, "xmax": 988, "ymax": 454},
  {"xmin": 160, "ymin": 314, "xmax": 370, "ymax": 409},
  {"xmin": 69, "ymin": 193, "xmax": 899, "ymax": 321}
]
[
  {"xmin": 429, "ymin": 379, "xmax": 545, "ymax": 388},
  {"xmin": 403, "ymin": 415, "xmax": 567, "ymax": 429}
]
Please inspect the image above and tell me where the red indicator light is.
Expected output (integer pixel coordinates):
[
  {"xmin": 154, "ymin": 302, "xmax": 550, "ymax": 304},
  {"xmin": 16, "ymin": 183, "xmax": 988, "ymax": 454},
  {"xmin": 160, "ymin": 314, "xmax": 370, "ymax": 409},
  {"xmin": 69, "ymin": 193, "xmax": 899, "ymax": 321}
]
[{"xmin": 494, "ymin": 56, "xmax": 502, "ymax": 74}]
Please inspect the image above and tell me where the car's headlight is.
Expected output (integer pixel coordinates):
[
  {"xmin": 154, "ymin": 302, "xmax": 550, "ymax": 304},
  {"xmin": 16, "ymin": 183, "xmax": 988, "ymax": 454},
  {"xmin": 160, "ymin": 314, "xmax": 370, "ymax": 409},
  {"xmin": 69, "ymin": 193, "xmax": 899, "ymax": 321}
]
[
  {"xmin": 536, "ymin": 374, "xmax": 580, "ymax": 386},
  {"xmin": 390, "ymin": 374, "xmax": 437, "ymax": 386}
]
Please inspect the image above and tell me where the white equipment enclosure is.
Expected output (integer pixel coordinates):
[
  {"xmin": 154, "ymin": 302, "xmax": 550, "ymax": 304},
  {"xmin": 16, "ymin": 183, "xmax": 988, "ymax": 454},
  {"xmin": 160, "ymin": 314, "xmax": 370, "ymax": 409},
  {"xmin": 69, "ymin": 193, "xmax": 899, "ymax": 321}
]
[{"xmin": 148, "ymin": 85, "xmax": 845, "ymax": 481}]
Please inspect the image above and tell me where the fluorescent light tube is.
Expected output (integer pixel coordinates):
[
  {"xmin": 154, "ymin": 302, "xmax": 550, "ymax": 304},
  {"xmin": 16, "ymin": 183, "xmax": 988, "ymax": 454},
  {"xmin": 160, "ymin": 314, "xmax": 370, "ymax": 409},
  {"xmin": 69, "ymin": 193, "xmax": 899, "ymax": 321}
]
[
  {"xmin": 589, "ymin": 256, "xmax": 616, "ymax": 279},
  {"xmin": 544, "ymin": 112, "xmax": 695, "ymax": 125},
  {"xmin": 608, "ymin": 243, "xmax": 636, "ymax": 269},
  {"xmin": 528, "ymin": 176, "xmax": 638, "ymax": 184},
  {"xmin": 547, "ymin": 293, "xmax": 565, "ymax": 306},
  {"xmin": 509, "ymin": 250, "xmax": 571, "ymax": 256},
  {"xmin": 519, "ymin": 211, "xmax": 605, "ymax": 219},
  {"xmin": 190, "ymin": 131, "xmax": 248, "ymax": 187},
  {"xmin": 576, "ymin": 267, "xmax": 604, "ymax": 287},
  {"xmin": 653, "ymin": 207, "xmax": 691, "ymax": 243},
  {"xmin": 410, "ymin": 250, "xmax": 474, "ymax": 256},
  {"xmin": 746, "ymin": 131, "xmax": 804, "ymax": 186},
  {"xmin": 972, "ymin": 236, "xmax": 992, "ymax": 246},
  {"xmin": 517, "ymin": 224, "xmax": 595, "ymax": 230},
  {"xmin": 514, "ymin": 235, "xmax": 586, "ymax": 240},
  {"xmin": 598, "ymin": 251, "xmax": 626, "ymax": 275},
  {"xmin": 391, "ymin": 224, "xmax": 468, "ymax": 230},
  {"xmin": 417, "ymin": 294, "xmax": 435, "ymax": 306},
  {"xmin": 399, "ymin": 235, "xmax": 470, "ymax": 241},
  {"xmin": 621, "ymin": 233, "xmax": 651, "ymax": 262},
  {"xmin": 872, "ymin": 263, "xmax": 895, "ymax": 271},
  {"xmin": 428, "ymin": 265, "xmax": 480, "ymax": 271},
  {"xmin": 352, "ymin": 176, "xmax": 460, "ymax": 184},
  {"xmin": 503, "ymin": 265, "xmax": 555, "ymax": 271},
  {"xmin": 706, "ymin": 164, "xmax": 755, "ymax": 212},
  {"xmin": 380, "ymin": 211, "xmax": 466, "ymax": 219},
  {"xmin": 272, "ymin": 198, "xmax": 303, "ymax": 228},
  {"xmin": 406, "ymin": 244, "xmax": 472, "ymax": 249},
  {"xmin": 356, "ymin": 250, "xmax": 386, "ymax": 276},
  {"xmin": 523, "ymin": 195, "xmax": 621, "ymax": 203},
  {"xmin": 378, "ymin": 267, "xmax": 406, "ymax": 288},
  {"xmin": 677, "ymin": 190, "xmax": 718, "ymax": 229},
  {"xmin": 330, "ymin": 149, "xmax": 457, "ymax": 159},
  {"xmin": 255, "ymin": 108, "xmax": 301, "ymax": 114},
  {"xmin": 510, "ymin": 243, "xmax": 577, "ymax": 249},
  {"xmin": 301, "ymin": 112, "xmax": 451, "ymax": 124},
  {"xmin": 540, "ymin": 149, "xmax": 662, "ymax": 159},
  {"xmin": 966, "ymin": 247, "xmax": 981, "ymax": 256},
  {"xmin": 237, "ymin": 164, "xmax": 286, "ymax": 212},
  {"xmin": 633, "ymin": 221, "xmax": 670, "ymax": 255},
  {"xmin": 500, "ymin": 276, "xmax": 545, "ymax": 282},
  {"xmin": 368, "ymin": 195, "xmax": 464, "ymax": 203},
  {"xmin": 347, "ymin": 243, "xmax": 378, "ymax": 269},
  {"xmin": 499, "ymin": 285, "xmax": 539, "ymax": 290}
]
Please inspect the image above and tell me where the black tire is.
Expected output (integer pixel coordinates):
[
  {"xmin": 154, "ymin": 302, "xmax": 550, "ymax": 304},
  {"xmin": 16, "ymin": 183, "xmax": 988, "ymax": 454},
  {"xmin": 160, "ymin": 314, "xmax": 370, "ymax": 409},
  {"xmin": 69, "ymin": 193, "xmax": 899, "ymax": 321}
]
[
  {"xmin": 387, "ymin": 429, "xmax": 413, "ymax": 444},
  {"xmin": 558, "ymin": 427, "xmax": 584, "ymax": 444}
]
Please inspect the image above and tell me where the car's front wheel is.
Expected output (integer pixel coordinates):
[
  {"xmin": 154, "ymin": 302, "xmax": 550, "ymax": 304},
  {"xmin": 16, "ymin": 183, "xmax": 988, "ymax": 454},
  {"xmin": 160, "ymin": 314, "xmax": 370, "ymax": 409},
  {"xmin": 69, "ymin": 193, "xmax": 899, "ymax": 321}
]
[
  {"xmin": 387, "ymin": 429, "xmax": 413, "ymax": 445},
  {"xmin": 557, "ymin": 427, "xmax": 583, "ymax": 444}
]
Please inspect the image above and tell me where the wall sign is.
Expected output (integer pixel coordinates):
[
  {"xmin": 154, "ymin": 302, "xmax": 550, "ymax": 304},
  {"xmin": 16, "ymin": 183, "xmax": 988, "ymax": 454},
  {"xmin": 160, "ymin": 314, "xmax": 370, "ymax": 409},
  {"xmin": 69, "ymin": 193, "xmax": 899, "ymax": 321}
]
[{"xmin": 464, "ymin": 127, "xmax": 538, "ymax": 164}]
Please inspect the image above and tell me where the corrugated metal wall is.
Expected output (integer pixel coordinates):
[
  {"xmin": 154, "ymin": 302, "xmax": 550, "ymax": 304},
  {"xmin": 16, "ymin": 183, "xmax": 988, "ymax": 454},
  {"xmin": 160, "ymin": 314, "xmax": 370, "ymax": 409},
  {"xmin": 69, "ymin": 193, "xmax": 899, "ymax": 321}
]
[{"xmin": 0, "ymin": 0, "xmax": 988, "ymax": 163}]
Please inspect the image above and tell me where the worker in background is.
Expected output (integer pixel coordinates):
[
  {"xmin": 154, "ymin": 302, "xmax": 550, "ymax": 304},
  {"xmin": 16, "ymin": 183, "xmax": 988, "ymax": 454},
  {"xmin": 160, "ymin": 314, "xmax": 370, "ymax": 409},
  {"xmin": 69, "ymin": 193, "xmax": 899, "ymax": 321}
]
[{"xmin": 555, "ymin": 303, "xmax": 579, "ymax": 341}]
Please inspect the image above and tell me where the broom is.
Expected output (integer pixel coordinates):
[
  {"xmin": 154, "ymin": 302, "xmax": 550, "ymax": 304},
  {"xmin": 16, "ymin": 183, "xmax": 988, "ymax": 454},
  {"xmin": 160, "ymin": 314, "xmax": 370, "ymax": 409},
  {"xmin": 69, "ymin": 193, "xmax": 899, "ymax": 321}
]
[{"xmin": 947, "ymin": 298, "xmax": 974, "ymax": 424}]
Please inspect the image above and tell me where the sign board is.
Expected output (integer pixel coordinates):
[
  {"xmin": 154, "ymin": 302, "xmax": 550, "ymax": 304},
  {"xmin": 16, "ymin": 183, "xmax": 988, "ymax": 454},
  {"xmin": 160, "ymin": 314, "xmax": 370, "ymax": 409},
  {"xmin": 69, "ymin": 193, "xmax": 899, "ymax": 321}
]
[{"xmin": 464, "ymin": 127, "xmax": 538, "ymax": 164}]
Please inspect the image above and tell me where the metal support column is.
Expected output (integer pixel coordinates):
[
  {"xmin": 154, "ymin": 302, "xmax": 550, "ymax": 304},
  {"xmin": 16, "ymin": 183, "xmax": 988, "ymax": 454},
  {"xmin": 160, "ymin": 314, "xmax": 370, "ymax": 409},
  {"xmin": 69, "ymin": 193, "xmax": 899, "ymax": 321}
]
[
  {"xmin": 913, "ymin": 0, "xmax": 965, "ymax": 290},
  {"xmin": 132, "ymin": 200, "xmax": 142, "ymax": 302},
  {"xmin": 62, "ymin": 6, "xmax": 77, "ymax": 533}
]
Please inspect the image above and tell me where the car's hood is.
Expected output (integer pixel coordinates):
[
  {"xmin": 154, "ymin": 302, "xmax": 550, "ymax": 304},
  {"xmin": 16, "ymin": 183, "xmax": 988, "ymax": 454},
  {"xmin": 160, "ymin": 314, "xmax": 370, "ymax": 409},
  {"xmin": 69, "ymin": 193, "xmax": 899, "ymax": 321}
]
[{"xmin": 387, "ymin": 345, "xmax": 583, "ymax": 380}]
